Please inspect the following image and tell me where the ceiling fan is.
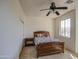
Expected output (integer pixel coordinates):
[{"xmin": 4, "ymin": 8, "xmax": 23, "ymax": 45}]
[{"xmin": 40, "ymin": 2, "xmax": 68, "ymax": 16}]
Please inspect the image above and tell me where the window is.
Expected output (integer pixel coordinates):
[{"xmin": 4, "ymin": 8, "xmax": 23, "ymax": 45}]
[{"xmin": 59, "ymin": 18, "xmax": 71, "ymax": 38}]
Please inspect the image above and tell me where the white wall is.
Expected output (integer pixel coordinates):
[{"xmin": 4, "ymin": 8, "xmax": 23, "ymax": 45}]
[
  {"xmin": 0, "ymin": 0, "xmax": 54, "ymax": 59},
  {"xmin": 75, "ymin": 0, "xmax": 78, "ymax": 54},
  {"xmin": 19, "ymin": 0, "xmax": 55, "ymax": 38},
  {"xmin": 24, "ymin": 17, "xmax": 54, "ymax": 38},
  {"xmin": 54, "ymin": 10, "xmax": 76, "ymax": 53},
  {"xmin": 0, "ymin": 0, "xmax": 27, "ymax": 59}
]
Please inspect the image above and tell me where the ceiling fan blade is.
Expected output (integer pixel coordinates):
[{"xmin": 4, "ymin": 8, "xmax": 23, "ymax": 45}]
[
  {"xmin": 55, "ymin": 7, "xmax": 68, "ymax": 9},
  {"xmin": 55, "ymin": 11, "xmax": 60, "ymax": 15},
  {"xmin": 46, "ymin": 11, "xmax": 51, "ymax": 16},
  {"xmin": 40, "ymin": 9, "xmax": 50, "ymax": 11}
]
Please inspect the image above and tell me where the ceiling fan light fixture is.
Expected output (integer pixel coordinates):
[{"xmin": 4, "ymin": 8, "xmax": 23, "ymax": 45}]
[
  {"xmin": 46, "ymin": 11, "xmax": 51, "ymax": 16},
  {"xmin": 55, "ymin": 11, "xmax": 60, "ymax": 15}
]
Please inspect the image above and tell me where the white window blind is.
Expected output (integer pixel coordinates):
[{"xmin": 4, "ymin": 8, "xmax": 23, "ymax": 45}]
[{"xmin": 59, "ymin": 18, "xmax": 71, "ymax": 38}]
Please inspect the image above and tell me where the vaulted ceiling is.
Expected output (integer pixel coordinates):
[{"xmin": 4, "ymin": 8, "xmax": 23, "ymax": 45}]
[{"xmin": 19, "ymin": 0, "xmax": 76, "ymax": 19}]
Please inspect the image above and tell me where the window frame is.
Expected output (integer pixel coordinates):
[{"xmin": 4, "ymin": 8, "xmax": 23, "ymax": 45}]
[{"xmin": 59, "ymin": 18, "xmax": 71, "ymax": 38}]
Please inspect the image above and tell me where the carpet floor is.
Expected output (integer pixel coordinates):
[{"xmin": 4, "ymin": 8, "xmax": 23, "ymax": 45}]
[{"xmin": 20, "ymin": 46, "xmax": 77, "ymax": 59}]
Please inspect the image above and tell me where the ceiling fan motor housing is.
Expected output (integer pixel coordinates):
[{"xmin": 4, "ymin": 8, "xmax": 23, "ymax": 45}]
[
  {"xmin": 50, "ymin": 6, "xmax": 55, "ymax": 11},
  {"xmin": 50, "ymin": 2, "xmax": 56, "ymax": 11}
]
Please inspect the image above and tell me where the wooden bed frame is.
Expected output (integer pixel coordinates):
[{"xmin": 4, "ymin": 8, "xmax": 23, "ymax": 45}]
[{"xmin": 34, "ymin": 31, "xmax": 64, "ymax": 58}]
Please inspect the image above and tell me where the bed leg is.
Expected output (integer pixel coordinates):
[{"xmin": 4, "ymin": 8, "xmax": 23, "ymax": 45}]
[{"xmin": 62, "ymin": 50, "xmax": 64, "ymax": 53}]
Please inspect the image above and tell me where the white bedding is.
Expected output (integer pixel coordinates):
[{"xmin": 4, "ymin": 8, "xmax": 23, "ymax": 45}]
[{"xmin": 34, "ymin": 37, "xmax": 59, "ymax": 45}]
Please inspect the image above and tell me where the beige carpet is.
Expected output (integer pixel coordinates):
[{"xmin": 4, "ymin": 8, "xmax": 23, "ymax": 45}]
[{"xmin": 20, "ymin": 46, "xmax": 77, "ymax": 59}]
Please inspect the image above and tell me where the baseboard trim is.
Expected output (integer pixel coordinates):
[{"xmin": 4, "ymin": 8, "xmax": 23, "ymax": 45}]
[{"xmin": 19, "ymin": 39, "xmax": 25, "ymax": 59}]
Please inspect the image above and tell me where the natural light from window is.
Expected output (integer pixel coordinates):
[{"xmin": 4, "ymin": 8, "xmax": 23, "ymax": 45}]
[{"xmin": 59, "ymin": 18, "xmax": 71, "ymax": 38}]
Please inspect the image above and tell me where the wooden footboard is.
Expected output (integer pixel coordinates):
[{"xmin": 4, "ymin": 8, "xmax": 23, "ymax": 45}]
[
  {"xmin": 33, "ymin": 31, "xmax": 64, "ymax": 58},
  {"xmin": 36, "ymin": 42, "xmax": 64, "ymax": 58}
]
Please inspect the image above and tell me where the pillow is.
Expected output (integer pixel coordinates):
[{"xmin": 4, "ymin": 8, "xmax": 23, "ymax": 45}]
[
  {"xmin": 34, "ymin": 37, "xmax": 43, "ymax": 45},
  {"xmin": 36, "ymin": 34, "xmax": 41, "ymax": 37},
  {"xmin": 34, "ymin": 36, "xmax": 52, "ymax": 45}
]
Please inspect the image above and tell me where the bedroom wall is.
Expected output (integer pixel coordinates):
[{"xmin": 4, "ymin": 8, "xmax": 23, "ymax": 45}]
[
  {"xmin": 75, "ymin": 0, "xmax": 78, "ymax": 54},
  {"xmin": 0, "ymin": 0, "xmax": 27, "ymax": 59},
  {"xmin": 24, "ymin": 17, "xmax": 54, "ymax": 38},
  {"xmin": 19, "ymin": 0, "xmax": 54, "ymax": 38},
  {"xmin": 0, "ymin": 0, "xmax": 54, "ymax": 59},
  {"xmin": 54, "ymin": 10, "xmax": 76, "ymax": 53}
]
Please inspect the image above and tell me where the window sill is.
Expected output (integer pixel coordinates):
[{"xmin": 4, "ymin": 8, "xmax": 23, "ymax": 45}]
[{"xmin": 59, "ymin": 35, "xmax": 71, "ymax": 39}]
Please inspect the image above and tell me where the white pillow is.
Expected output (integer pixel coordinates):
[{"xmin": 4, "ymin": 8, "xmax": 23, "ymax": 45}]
[
  {"xmin": 35, "ymin": 36, "xmax": 53, "ymax": 45},
  {"xmin": 37, "ymin": 34, "xmax": 43, "ymax": 37}
]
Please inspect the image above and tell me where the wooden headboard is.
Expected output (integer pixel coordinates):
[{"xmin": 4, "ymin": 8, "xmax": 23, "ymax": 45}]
[{"xmin": 34, "ymin": 31, "xmax": 50, "ymax": 37}]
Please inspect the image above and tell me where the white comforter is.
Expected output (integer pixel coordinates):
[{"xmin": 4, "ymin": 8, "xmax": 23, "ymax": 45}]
[{"xmin": 34, "ymin": 37, "xmax": 59, "ymax": 45}]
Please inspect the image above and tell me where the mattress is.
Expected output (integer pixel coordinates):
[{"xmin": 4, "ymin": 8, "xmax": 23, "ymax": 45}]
[{"xmin": 34, "ymin": 37, "xmax": 60, "ymax": 45}]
